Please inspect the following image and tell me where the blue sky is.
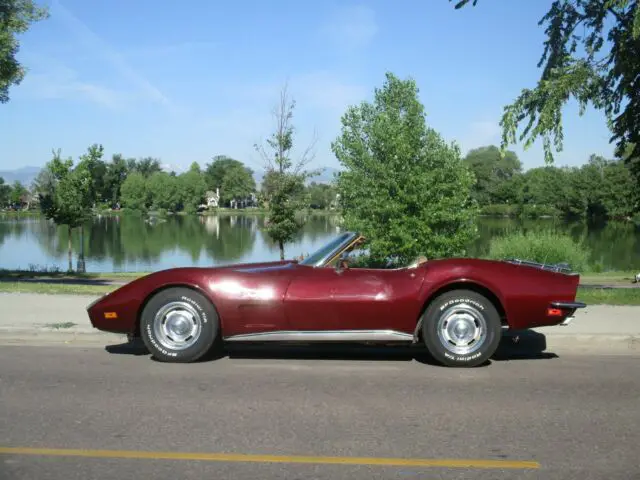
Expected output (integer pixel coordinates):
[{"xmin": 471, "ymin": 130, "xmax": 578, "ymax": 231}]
[{"xmin": 1, "ymin": 0, "xmax": 616, "ymax": 174}]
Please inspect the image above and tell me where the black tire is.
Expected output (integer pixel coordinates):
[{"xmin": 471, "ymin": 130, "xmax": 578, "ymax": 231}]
[
  {"xmin": 421, "ymin": 289, "xmax": 501, "ymax": 367},
  {"xmin": 140, "ymin": 287, "xmax": 220, "ymax": 363}
]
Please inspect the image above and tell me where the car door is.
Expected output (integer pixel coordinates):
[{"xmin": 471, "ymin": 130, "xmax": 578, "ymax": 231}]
[{"xmin": 284, "ymin": 264, "xmax": 425, "ymax": 332}]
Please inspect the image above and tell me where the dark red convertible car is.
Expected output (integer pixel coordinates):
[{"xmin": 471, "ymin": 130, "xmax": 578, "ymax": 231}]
[{"xmin": 87, "ymin": 231, "xmax": 585, "ymax": 367}]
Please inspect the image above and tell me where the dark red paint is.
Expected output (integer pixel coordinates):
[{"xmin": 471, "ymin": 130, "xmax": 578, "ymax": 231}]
[{"xmin": 86, "ymin": 237, "xmax": 583, "ymax": 339}]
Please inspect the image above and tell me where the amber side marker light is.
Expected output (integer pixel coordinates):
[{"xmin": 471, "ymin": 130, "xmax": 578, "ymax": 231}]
[
  {"xmin": 546, "ymin": 308, "xmax": 563, "ymax": 316},
  {"xmin": 104, "ymin": 312, "xmax": 118, "ymax": 319}
]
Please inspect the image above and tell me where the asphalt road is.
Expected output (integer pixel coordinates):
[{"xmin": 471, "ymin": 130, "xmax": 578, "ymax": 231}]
[{"xmin": 1, "ymin": 343, "xmax": 639, "ymax": 480}]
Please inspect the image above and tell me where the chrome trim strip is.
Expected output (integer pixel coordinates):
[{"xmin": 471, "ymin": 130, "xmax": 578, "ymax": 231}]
[{"xmin": 224, "ymin": 329, "xmax": 414, "ymax": 342}]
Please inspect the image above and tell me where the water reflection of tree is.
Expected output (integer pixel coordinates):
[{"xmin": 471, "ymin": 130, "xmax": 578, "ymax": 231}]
[
  {"xmin": 203, "ymin": 215, "xmax": 257, "ymax": 262},
  {"xmin": 260, "ymin": 215, "xmax": 336, "ymax": 251},
  {"xmin": 12, "ymin": 214, "xmax": 640, "ymax": 271},
  {"xmin": 0, "ymin": 218, "xmax": 28, "ymax": 248},
  {"xmin": 469, "ymin": 217, "xmax": 640, "ymax": 270}
]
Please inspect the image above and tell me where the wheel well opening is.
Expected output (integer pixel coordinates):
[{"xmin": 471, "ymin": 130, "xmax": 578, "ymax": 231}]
[
  {"xmin": 416, "ymin": 282, "xmax": 507, "ymax": 340},
  {"xmin": 133, "ymin": 284, "xmax": 218, "ymax": 338}
]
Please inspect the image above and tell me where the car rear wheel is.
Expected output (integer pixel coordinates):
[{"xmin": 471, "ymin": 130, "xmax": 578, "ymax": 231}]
[
  {"xmin": 421, "ymin": 289, "xmax": 502, "ymax": 367},
  {"xmin": 140, "ymin": 287, "xmax": 219, "ymax": 363}
]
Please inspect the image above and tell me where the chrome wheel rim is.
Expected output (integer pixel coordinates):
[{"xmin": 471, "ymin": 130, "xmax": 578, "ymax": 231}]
[
  {"xmin": 153, "ymin": 301, "xmax": 202, "ymax": 351},
  {"xmin": 436, "ymin": 303, "xmax": 487, "ymax": 355}
]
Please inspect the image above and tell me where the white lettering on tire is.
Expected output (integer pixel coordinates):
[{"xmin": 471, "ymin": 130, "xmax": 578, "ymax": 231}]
[{"xmin": 439, "ymin": 297, "xmax": 485, "ymax": 312}]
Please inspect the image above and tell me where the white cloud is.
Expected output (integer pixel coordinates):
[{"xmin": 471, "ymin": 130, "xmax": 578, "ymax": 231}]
[
  {"xmin": 18, "ymin": 61, "xmax": 127, "ymax": 110},
  {"xmin": 51, "ymin": 0, "xmax": 175, "ymax": 111},
  {"xmin": 123, "ymin": 41, "xmax": 220, "ymax": 60},
  {"xmin": 319, "ymin": 5, "xmax": 378, "ymax": 51}
]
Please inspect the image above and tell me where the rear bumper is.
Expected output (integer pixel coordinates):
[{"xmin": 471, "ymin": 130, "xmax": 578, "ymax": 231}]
[
  {"xmin": 550, "ymin": 301, "xmax": 587, "ymax": 310},
  {"xmin": 548, "ymin": 301, "xmax": 586, "ymax": 326}
]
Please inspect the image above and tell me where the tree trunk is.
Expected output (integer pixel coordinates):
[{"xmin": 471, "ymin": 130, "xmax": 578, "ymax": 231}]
[
  {"xmin": 77, "ymin": 225, "xmax": 86, "ymax": 273},
  {"xmin": 67, "ymin": 225, "xmax": 73, "ymax": 272},
  {"xmin": 279, "ymin": 240, "xmax": 285, "ymax": 260}
]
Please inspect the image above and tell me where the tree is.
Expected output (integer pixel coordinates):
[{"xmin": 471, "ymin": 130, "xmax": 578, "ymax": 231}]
[
  {"xmin": 78, "ymin": 144, "xmax": 106, "ymax": 204},
  {"xmin": 178, "ymin": 168, "xmax": 207, "ymax": 213},
  {"xmin": 463, "ymin": 145, "xmax": 523, "ymax": 205},
  {"xmin": 9, "ymin": 180, "xmax": 27, "ymax": 206},
  {"xmin": 148, "ymin": 171, "xmax": 179, "ymax": 211},
  {"xmin": 0, "ymin": 0, "xmax": 49, "ymax": 103},
  {"xmin": 38, "ymin": 149, "xmax": 93, "ymax": 271},
  {"xmin": 127, "ymin": 157, "xmax": 162, "ymax": 178},
  {"xmin": 204, "ymin": 156, "xmax": 256, "ymax": 206},
  {"xmin": 120, "ymin": 171, "xmax": 149, "ymax": 212},
  {"xmin": 332, "ymin": 72, "xmax": 478, "ymax": 267},
  {"xmin": 452, "ymin": 0, "xmax": 640, "ymax": 166},
  {"xmin": 307, "ymin": 182, "xmax": 337, "ymax": 209},
  {"xmin": 103, "ymin": 154, "xmax": 129, "ymax": 205},
  {"xmin": 0, "ymin": 177, "xmax": 10, "ymax": 206},
  {"xmin": 254, "ymin": 83, "xmax": 317, "ymax": 260}
]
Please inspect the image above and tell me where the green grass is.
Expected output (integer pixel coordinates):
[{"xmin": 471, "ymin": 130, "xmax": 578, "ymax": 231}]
[
  {"xmin": 576, "ymin": 286, "xmax": 640, "ymax": 306},
  {"xmin": 0, "ymin": 282, "xmax": 115, "ymax": 295},
  {"xmin": 0, "ymin": 279, "xmax": 638, "ymax": 305},
  {"xmin": 579, "ymin": 271, "xmax": 639, "ymax": 285},
  {"xmin": 0, "ymin": 269, "xmax": 146, "ymax": 281}
]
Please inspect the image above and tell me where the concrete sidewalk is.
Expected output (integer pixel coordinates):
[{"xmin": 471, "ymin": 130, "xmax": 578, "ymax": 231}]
[{"xmin": 0, "ymin": 292, "xmax": 638, "ymax": 352}]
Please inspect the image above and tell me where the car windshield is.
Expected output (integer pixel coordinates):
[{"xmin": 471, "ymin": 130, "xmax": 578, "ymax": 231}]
[{"xmin": 299, "ymin": 232, "xmax": 354, "ymax": 267}]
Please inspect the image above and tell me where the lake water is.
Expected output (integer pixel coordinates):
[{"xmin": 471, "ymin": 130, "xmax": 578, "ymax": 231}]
[{"xmin": 0, "ymin": 213, "xmax": 638, "ymax": 272}]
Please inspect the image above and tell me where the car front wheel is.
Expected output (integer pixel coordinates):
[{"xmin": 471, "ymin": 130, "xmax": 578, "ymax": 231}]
[
  {"xmin": 421, "ymin": 289, "xmax": 502, "ymax": 367},
  {"xmin": 140, "ymin": 287, "xmax": 219, "ymax": 363}
]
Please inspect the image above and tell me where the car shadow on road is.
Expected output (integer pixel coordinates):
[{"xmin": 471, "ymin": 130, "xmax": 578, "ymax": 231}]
[{"xmin": 104, "ymin": 329, "xmax": 557, "ymax": 367}]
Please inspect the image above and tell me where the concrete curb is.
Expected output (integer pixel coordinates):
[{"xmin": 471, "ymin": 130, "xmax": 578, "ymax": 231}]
[{"xmin": 0, "ymin": 328, "xmax": 127, "ymax": 345}]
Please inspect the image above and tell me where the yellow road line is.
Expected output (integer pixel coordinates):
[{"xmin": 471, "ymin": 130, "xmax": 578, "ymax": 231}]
[{"xmin": 0, "ymin": 447, "xmax": 539, "ymax": 469}]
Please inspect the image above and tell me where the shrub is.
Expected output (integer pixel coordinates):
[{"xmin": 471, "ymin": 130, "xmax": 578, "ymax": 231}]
[
  {"xmin": 517, "ymin": 204, "xmax": 561, "ymax": 218},
  {"xmin": 479, "ymin": 204, "xmax": 517, "ymax": 217},
  {"xmin": 485, "ymin": 230, "xmax": 591, "ymax": 272}
]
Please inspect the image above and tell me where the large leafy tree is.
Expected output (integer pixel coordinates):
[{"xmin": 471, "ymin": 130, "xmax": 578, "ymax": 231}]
[
  {"xmin": 178, "ymin": 162, "xmax": 207, "ymax": 213},
  {"xmin": 0, "ymin": 177, "xmax": 10, "ymax": 206},
  {"xmin": 0, "ymin": 0, "xmax": 49, "ymax": 103},
  {"xmin": 452, "ymin": 0, "xmax": 640, "ymax": 170},
  {"xmin": 103, "ymin": 153, "xmax": 129, "ymax": 205},
  {"xmin": 78, "ymin": 143, "xmax": 106, "ymax": 204},
  {"xmin": 148, "ymin": 171, "xmax": 179, "ymax": 211},
  {"xmin": 204, "ymin": 155, "xmax": 256, "ymax": 206},
  {"xmin": 463, "ymin": 145, "xmax": 523, "ymax": 205},
  {"xmin": 37, "ymin": 149, "xmax": 93, "ymax": 271},
  {"xmin": 332, "ymin": 72, "xmax": 478, "ymax": 267},
  {"xmin": 254, "ymin": 84, "xmax": 317, "ymax": 260},
  {"xmin": 120, "ymin": 171, "xmax": 149, "ymax": 212}
]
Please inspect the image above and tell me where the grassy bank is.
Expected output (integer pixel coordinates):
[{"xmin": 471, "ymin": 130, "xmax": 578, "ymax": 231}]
[
  {"xmin": 576, "ymin": 287, "xmax": 640, "ymax": 306},
  {"xmin": 0, "ymin": 269, "xmax": 142, "ymax": 281},
  {"xmin": 3, "ymin": 268, "xmax": 635, "ymax": 284},
  {"xmin": 0, "ymin": 277, "xmax": 638, "ymax": 305}
]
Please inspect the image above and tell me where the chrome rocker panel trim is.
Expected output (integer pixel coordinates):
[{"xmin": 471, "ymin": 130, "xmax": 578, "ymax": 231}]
[{"xmin": 224, "ymin": 330, "xmax": 415, "ymax": 343}]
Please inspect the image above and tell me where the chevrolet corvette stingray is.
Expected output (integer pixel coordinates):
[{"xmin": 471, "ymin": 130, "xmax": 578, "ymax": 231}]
[{"xmin": 86, "ymin": 231, "xmax": 586, "ymax": 367}]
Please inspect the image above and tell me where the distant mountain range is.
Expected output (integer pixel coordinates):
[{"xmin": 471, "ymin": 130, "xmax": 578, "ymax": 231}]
[
  {"xmin": 0, "ymin": 166, "xmax": 41, "ymax": 186},
  {"xmin": 0, "ymin": 165, "xmax": 341, "ymax": 189}
]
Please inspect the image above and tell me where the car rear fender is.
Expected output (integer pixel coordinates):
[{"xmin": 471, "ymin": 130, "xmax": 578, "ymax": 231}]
[{"xmin": 414, "ymin": 278, "xmax": 508, "ymax": 341}]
